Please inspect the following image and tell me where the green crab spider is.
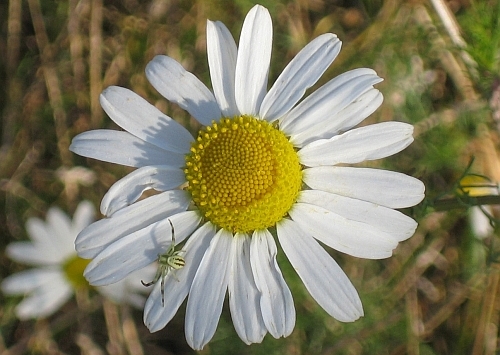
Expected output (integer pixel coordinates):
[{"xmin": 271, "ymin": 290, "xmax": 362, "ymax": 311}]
[{"xmin": 141, "ymin": 219, "xmax": 185, "ymax": 306}]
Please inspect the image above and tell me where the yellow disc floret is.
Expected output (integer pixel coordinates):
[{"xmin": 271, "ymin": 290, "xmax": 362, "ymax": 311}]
[
  {"xmin": 62, "ymin": 256, "xmax": 91, "ymax": 290},
  {"xmin": 185, "ymin": 115, "xmax": 302, "ymax": 233}
]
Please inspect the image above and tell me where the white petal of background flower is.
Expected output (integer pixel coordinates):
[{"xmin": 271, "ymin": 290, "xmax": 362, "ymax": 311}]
[
  {"xmin": 299, "ymin": 190, "xmax": 418, "ymax": 242},
  {"xmin": 2, "ymin": 268, "xmax": 62, "ymax": 294},
  {"xmin": 292, "ymin": 88, "xmax": 383, "ymax": 146},
  {"xmin": 144, "ymin": 222, "xmax": 216, "ymax": 332},
  {"xmin": 251, "ymin": 229, "xmax": 295, "ymax": 338},
  {"xmin": 24, "ymin": 218, "xmax": 61, "ymax": 262},
  {"xmin": 100, "ymin": 165, "xmax": 186, "ymax": 216},
  {"xmin": 281, "ymin": 68, "xmax": 382, "ymax": 138},
  {"xmin": 234, "ymin": 4, "xmax": 272, "ymax": 116},
  {"xmin": 277, "ymin": 219, "xmax": 363, "ymax": 322},
  {"xmin": 146, "ymin": 55, "xmax": 221, "ymax": 125},
  {"xmin": 98, "ymin": 285, "xmax": 145, "ymax": 309},
  {"xmin": 304, "ymin": 166, "xmax": 425, "ymax": 208},
  {"xmin": 97, "ymin": 265, "xmax": 156, "ymax": 309},
  {"xmin": 12, "ymin": 272, "xmax": 72, "ymax": 320},
  {"xmin": 6, "ymin": 242, "xmax": 63, "ymax": 266},
  {"xmin": 290, "ymin": 203, "xmax": 399, "ymax": 259},
  {"xmin": 77, "ymin": 190, "xmax": 191, "ymax": 258},
  {"xmin": 260, "ymin": 33, "xmax": 341, "ymax": 122},
  {"xmin": 100, "ymin": 86, "xmax": 194, "ymax": 154},
  {"xmin": 228, "ymin": 233, "xmax": 267, "ymax": 344},
  {"xmin": 84, "ymin": 211, "xmax": 201, "ymax": 286},
  {"xmin": 70, "ymin": 130, "xmax": 186, "ymax": 168},
  {"xmin": 207, "ymin": 20, "xmax": 239, "ymax": 117},
  {"xmin": 185, "ymin": 229, "xmax": 232, "ymax": 350},
  {"xmin": 299, "ymin": 122, "xmax": 414, "ymax": 166},
  {"xmin": 47, "ymin": 207, "xmax": 79, "ymax": 258},
  {"xmin": 72, "ymin": 201, "xmax": 96, "ymax": 237}
]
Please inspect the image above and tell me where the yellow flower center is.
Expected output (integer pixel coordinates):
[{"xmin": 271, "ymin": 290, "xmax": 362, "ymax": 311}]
[
  {"xmin": 185, "ymin": 115, "xmax": 302, "ymax": 233},
  {"xmin": 62, "ymin": 256, "xmax": 91, "ymax": 290}
]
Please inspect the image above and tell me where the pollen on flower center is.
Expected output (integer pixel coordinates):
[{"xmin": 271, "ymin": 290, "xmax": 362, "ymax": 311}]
[{"xmin": 184, "ymin": 115, "xmax": 302, "ymax": 233}]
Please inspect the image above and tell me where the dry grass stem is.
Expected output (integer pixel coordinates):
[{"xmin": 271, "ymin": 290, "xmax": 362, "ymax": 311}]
[
  {"xmin": 27, "ymin": 0, "xmax": 72, "ymax": 166},
  {"xmin": 414, "ymin": 5, "xmax": 478, "ymax": 101},
  {"xmin": 89, "ymin": 0, "xmax": 103, "ymax": 127}
]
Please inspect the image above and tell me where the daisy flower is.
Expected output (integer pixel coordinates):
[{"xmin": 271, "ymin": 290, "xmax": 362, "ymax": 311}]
[
  {"xmin": 69, "ymin": 4, "xmax": 425, "ymax": 349},
  {"xmin": 1, "ymin": 201, "xmax": 153, "ymax": 319}
]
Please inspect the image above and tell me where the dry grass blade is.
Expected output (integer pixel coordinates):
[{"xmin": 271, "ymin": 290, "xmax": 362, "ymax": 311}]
[
  {"xmin": 2, "ymin": 0, "xmax": 22, "ymax": 151},
  {"xmin": 27, "ymin": 0, "xmax": 72, "ymax": 166},
  {"xmin": 89, "ymin": 0, "xmax": 103, "ymax": 127},
  {"xmin": 413, "ymin": 5, "xmax": 478, "ymax": 102}
]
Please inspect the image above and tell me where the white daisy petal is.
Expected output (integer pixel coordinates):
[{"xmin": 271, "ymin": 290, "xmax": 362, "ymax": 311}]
[
  {"xmin": 207, "ymin": 20, "xmax": 239, "ymax": 117},
  {"xmin": 46, "ymin": 207, "xmax": 76, "ymax": 258},
  {"xmin": 70, "ymin": 130, "xmax": 186, "ymax": 168},
  {"xmin": 235, "ymin": 5, "xmax": 272, "ymax": 115},
  {"xmin": 100, "ymin": 165, "xmax": 186, "ymax": 216},
  {"xmin": 76, "ymin": 190, "xmax": 191, "ymax": 259},
  {"xmin": 260, "ymin": 33, "xmax": 341, "ymax": 121},
  {"xmin": 25, "ymin": 218, "xmax": 59, "ymax": 257},
  {"xmin": 281, "ymin": 68, "xmax": 382, "ymax": 136},
  {"xmin": 46, "ymin": 207, "xmax": 72, "ymax": 243},
  {"xmin": 1, "ymin": 268, "xmax": 62, "ymax": 294},
  {"xmin": 290, "ymin": 202, "xmax": 399, "ymax": 259},
  {"xmin": 228, "ymin": 234, "xmax": 267, "ymax": 344},
  {"xmin": 84, "ymin": 211, "xmax": 201, "ymax": 286},
  {"xmin": 6, "ymin": 242, "xmax": 63, "ymax": 265},
  {"xmin": 304, "ymin": 166, "xmax": 425, "ymax": 209},
  {"xmin": 299, "ymin": 190, "xmax": 418, "ymax": 242},
  {"xmin": 14, "ymin": 273, "xmax": 73, "ymax": 320},
  {"xmin": 292, "ymin": 88, "xmax": 383, "ymax": 146},
  {"xmin": 100, "ymin": 86, "xmax": 194, "ymax": 154},
  {"xmin": 72, "ymin": 201, "xmax": 96, "ymax": 237},
  {"xmin": 277, "ymin": 218, "xmax": 363, "ymax": 322},
  {"xmin": 251, "ymin": 229, "xmax": 295, "ymax": 338},
  {"xmin": 145, "ymin": 55, "xmax": 221, "ymax": 125},
  {"xmin": 299, "ymin": 122, "xmax": 414, "ymax": 166},
  {"xmin": 332, "ymin": 89, "xmax": 384, "ymax": 133},
  {"xmin": 145, "ymin": 222, "xmax": 216, "ymax": 332},
  {"xmin": 185, "ymin": 229, "xmax": 232, "ymax": 350}
]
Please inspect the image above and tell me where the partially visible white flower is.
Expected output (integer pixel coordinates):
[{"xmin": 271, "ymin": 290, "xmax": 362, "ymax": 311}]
[
  {"xmin": 2, "ymin": 201, "xmax": 152, "ymax": 320},
  {"xmin": 469, "ymin": 205, "xmax": 494, "ymax": 239}
]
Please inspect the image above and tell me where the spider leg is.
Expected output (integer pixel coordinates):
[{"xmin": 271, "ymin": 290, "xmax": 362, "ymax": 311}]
[
  {"xmin": 161, "ymin": 266, "xmax": 168, "ymax": 306},
  {"xmin": 168, "ymin": 218, "xmax": 175, "ymax": 244},
  {"xmin": 141, "ymin": 258, "xmax": 162, "ymax": 286}
]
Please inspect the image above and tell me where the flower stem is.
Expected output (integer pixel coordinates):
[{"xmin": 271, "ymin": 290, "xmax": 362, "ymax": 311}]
[{"xmin": 432, "ymin": 195, "xmax": 500, "ymax": 211}]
